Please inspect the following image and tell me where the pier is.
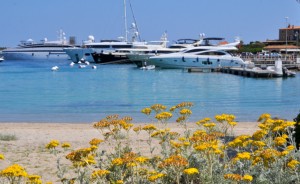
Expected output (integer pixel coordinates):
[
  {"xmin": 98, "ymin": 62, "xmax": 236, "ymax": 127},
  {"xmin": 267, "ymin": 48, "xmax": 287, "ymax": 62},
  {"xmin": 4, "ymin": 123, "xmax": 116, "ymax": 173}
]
[{"xmin": 220, "ymin": 67, "xmax": 282, "ymax": 78}]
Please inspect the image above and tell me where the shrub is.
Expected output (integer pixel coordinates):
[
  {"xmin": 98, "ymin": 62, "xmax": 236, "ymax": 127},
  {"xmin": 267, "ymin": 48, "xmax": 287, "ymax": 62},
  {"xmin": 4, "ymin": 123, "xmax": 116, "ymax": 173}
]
[
  {"xmin": 293, "ymin": 111, "xmax": 300, "ymax": 149},
  {"xmin": 0, "ymin": 133, "xmax": 17, "ymax": 141}
]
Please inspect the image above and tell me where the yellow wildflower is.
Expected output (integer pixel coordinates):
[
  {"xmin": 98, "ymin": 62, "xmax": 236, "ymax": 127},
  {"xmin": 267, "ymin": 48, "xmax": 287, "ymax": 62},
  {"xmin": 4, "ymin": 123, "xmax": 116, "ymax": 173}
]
[
  {"xmin": 61, "ymin": 142, "xmax": 71, "ymax": 149},
  {"xmin": 150, "ymin": 104, "xmax": 167, "ymax": 113},
  {"xmin": 243, "ymin": 174, "xmax": 253, "ymax": 182},
  {"xmin": 142, "ymin": 124, "xmax": 157, "ymax": 132},
  {"xmin": 116, "ymin": 180, "xmax": 124, "ymax": 184},
  {"xmin": 183, "ymin": 168, "xmax": 199, "ymax": 175},
  {"xmin": 252, "ymin": 130, "xmax": 267, "ymax": 140},
  {"xmin": 274, "ymin": 137, "xmax": 287, "ymax": 146},
  {"xmin": 179, "ymin": 108, "xmax": 192, "ymax": 115},
  {"xmin": 90, "ymin": 145, "xmax": 98, "ymax": 152},
  {"xmin": 196, "ymin": 118, "xmax": 211, "ymax": 125},
  {"xmin": 133, "ymin": 126, "xmax": 142, "ymax": 132},
  {"xmin": 203, "ymin": 123, "xmax": 216, "ymax": 128},
  {"xmin": 224, "ymin": 173, "xmax": 243, "ymax": 181},
  {"xmin": 236, "ymin": 152, "xmax": 251, "ymax": 160},
  {"xmin": 159, "ymin": 155, "xmax": 188, "ymax": 168},
  {"xmin": 0, "ymin": 164, "xmax": 28, "ymax": 178},
  {"xmin": 155, "ymin": 112, "xmax": 172, "ymax": 120},
  {"xmin": 45, "ymin": 140, "xmax": 60, "ymax": 149},
  {"xmin": 252, "ymin": 141, "xmax": 266, "ymax": 148},
  {"xmin": 135, "ymin": 156, "xmax": 149, "ymax": 164},
  {"xmin": 0, "ymin": 154, "xmax": 4, "ymax": 160},
  {"xmin": 257, "ymin": 113, "xmax": 271, "ymax": 122},
  {"xmin": 281, "ymin": 150, "xmax": 289, "ymax": 156},
  {"xmin": 148, "ymin": 173, "xmax": 165, "ymax": 182},
  {"xmin": 89, "ymin": 138, "xmax": 104, "ymax": 146},
  {"xmin": 91, "ymin": 169, "xmax": 110, "ymax": 179},
  {"xmin": 27, "ymin": 175, "xmax": 42, "ymax": 184},
  {"xmin": 228, "ymin": 121, "xmax": 237, "ymax": 126},
  {"xmin": 287, "ymin": 159, "xmax": 300, "ymax": 169},
  {"xmin": 112, "ymin": 158, "xmax": 123, "ymax": 166},
  {"xmin": 286, "ymin": 145, "xmax": 295, "ymax": 151}
]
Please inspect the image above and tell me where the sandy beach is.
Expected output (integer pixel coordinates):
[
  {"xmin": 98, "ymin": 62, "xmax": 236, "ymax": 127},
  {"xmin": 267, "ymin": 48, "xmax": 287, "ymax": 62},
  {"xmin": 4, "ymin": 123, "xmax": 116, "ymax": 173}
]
[{"xmin": 0, "ymin": 122, "xmax": 259, "ymax": 183}]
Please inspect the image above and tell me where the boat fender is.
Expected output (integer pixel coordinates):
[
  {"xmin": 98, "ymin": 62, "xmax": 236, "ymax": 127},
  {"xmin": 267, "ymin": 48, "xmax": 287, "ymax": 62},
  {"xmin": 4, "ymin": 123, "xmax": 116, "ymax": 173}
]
[
  {"xmin": 182, "ymin": 57, "xmax": 185, "ymax": 62},
  {"xmin": 196, "ymin": 57, "xmax": 199, "ymax": 62}
]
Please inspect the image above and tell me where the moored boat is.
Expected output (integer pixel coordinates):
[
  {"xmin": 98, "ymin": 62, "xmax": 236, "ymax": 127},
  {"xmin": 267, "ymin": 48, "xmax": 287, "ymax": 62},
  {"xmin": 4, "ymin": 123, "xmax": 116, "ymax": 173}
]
[
  {"xmin": 148, "ymin": 46, "xmax": 245, "ymax": 69},
  {"xmin": 2, "ymin": 30, "xmax": 74, "ymax": 61}
]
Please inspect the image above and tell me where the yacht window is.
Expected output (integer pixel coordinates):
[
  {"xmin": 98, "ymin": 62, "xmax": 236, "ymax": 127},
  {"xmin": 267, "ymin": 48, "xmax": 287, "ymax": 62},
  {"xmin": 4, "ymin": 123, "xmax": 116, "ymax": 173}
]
[
  {"xmin": 85, "ymin": 53, "xmax": 90, "ymax": 56},
  {"xmin": 202, "ymin": 61, "xmax": 212, "ymax": 65},
  {"xmin": 184, "ymin": 49, "xmax": 207, "ymax": 53},
  {"xmin": 87, "ymin": 45, "xmax": 110, "ymax": 48},
  {"xmin": 169, "ymin": 46, "xmax": 186, "ymax": 49},
  {"xmin": 196, "ymin": 51, "xmax": 226, "ymax": 56},
  {"xmin": 112, "ymin": 45, "xmax": 132, "ymax": 48}
]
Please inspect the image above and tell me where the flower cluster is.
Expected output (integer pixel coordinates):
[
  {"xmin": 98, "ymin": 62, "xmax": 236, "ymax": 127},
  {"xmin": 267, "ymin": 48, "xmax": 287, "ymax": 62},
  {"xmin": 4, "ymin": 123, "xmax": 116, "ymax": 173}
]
[{"xmin": 1, "ymin": 103, "xmax": 300, "ymax": 184}]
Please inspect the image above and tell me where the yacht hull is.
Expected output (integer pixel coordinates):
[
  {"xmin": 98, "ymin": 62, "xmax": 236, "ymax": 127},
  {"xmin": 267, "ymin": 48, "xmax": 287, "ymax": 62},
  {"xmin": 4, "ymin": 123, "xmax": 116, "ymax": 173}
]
[
  {"xmin": 2, "ymin": 51, "xmax": 69, "ymax": 60},
  {"xmin": 64, "ymin": 48, "xmax": 95, "ymax": 63},
  {"xmin": 92, "ymin": 52, "xmax": 130, "ymax": 64},
  {"xmin": 148, "ymin": 56, "xmax": 244, "ymax": 69}
]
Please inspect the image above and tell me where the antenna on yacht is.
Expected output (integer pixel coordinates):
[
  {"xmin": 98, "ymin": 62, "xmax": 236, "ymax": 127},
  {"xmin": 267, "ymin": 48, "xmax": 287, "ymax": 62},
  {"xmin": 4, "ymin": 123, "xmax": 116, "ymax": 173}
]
[
  {"xmin": 160, "ymin": 31, "xmax": 168, "ymax": 48},
  {"xmin": 124, "ymin": 0, "xmax": 128, "ymax": 42},
  {"xmin": 58, "ymin": 29, "xmax": 67, "ymax": 44},
  {"xmin": 129, "ymin": 0, "xmax": 142, "ymax": 41},
  {"xmin": 194, "ymin": 33, "xmax": 205, "ymax": 46}
]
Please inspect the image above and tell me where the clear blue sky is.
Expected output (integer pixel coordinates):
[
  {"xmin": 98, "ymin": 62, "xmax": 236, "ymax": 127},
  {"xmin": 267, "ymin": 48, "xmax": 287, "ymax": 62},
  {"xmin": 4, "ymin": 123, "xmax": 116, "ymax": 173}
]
[{"xmin": 1, "ymin": 0, "xmax": 300, "ymax": 47}]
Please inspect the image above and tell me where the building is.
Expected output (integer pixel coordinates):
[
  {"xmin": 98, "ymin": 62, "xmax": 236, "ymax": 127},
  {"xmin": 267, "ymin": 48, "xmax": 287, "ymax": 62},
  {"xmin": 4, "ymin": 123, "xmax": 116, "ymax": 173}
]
[
  {"xmin": 263, "ymin": 25, "xmax": 300, "ymax": 53},
  {"xmin": 279, "ymin": 25, "xmax": 300, "ymax": 44}
]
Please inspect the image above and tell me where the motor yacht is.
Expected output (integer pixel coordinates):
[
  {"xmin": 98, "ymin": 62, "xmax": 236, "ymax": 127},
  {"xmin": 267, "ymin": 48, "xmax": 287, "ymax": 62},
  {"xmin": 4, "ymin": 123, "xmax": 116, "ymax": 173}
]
[
  {"xmin": 128, "ymin": 36, "xmax": 241, "ymax": 67},
  {"xmin": 148, "ymin": 46, "xmax": 245, "ymax": 69},
  {"xmin": 2, "ymin": 30, "xmax": 73, "ymax": 60}
]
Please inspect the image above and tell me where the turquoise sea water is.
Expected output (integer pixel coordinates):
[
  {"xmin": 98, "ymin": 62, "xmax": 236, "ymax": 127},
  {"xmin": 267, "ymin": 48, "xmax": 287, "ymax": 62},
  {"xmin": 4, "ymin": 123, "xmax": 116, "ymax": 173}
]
[{"xmin": 0, "ymin": 60, "xmax": 299, "ymax": 123}]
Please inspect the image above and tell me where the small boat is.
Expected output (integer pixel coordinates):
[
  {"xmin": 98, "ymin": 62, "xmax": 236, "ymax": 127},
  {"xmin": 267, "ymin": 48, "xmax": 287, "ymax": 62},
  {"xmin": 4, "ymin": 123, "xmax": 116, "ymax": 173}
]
[
  {"xmin": 140, "ymin": 65, "xmax": 155, "ymax": 70},
  {"xmin": 78, "ymin": 65, "xmax": 86, "ymax": 68},
  {"xmin": 266, "ymin": 59, "xmax": 283, "ymax": 77},
  {"xmin": 283, "ymin": 67, "xmax": 296, "ymax": 77},
  {"xmin": 0, "ymin": 56, "xmax": 4, "ymax": 62},
  {"xmin": 51, "ymin": 66, "xmax": 59, "ymax": 71}
]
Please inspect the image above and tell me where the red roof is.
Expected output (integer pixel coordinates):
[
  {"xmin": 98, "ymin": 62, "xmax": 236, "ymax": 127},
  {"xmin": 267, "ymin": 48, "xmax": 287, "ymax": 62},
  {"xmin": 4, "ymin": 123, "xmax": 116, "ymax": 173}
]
[
  {"xmin": 280, "ymin": 25, "xmax": 300, "ymax": 30},
  {"xmin": 264, "ymin": 45, "xmax": 300, "ymax": 49}
]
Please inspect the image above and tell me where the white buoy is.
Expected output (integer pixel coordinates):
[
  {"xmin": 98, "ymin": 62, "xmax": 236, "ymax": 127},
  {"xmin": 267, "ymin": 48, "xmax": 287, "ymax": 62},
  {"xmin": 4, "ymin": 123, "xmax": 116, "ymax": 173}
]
[
  {"xmin": 92, "ymin": 65, "xmax": 97, "ymax": 69},
  {"xmin": 70, "ymin": 62, "xmax": 75, "ymax": 66},
  {"xmin": 51, "ymin": 66, "xmax": 59, "ymax": 71},
  {"xmin": 79, "ymin": 65, "xmax": 86, "ymax": 68},
  {"xmin": 85, "ymin": 61, "xmax": 90, "ymax": 65}
]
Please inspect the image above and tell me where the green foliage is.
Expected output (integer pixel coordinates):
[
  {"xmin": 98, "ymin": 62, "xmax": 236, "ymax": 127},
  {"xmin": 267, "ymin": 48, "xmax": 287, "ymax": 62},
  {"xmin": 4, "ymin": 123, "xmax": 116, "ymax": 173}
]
[
  {"xmin": 238, "ymin": 41, "xmax": 265, "ymax": 53},
  {"xmin": 293, "ymin": 111, "xmax": 300, "ymax": 149},
  {"xmin": 0, "ymin": 133, "xmax": 17, "ymax": 141}
]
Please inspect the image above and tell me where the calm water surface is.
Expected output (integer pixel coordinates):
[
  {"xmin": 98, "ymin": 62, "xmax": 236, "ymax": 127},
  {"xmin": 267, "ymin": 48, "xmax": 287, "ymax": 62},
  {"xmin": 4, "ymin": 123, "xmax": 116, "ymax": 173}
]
[{"xmin": 0, "ymin": 60, "xmax": 299, "ymax": 123}]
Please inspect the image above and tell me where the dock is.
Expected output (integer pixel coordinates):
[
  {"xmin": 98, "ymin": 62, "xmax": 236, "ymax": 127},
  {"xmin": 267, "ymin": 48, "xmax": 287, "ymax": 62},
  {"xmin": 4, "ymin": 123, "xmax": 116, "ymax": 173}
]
[{"xmin": 220, "ymin": 67, "xmax": 282, "ymax": 78}]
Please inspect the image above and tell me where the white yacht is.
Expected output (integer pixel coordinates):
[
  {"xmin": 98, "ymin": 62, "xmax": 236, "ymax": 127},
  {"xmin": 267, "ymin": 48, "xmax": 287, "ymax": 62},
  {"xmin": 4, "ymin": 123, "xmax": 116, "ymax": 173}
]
[
  {"xmin": 128, "ymin": 36, "xmax": 241, "ymax": 67},
  {"xmin": 148, "ymin": 46, "xmax": 245, "ymax": 69},
  {"xmin": 65, "ymin": 35, "xmax": 146, "ymax": 63},
  {"xmin": 2, "ymin": 30, "xmax": 73, "ymax": 60},
  {"xmin": 0, "ymin": 56, "xmax": 4, "ymax": 62}
]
